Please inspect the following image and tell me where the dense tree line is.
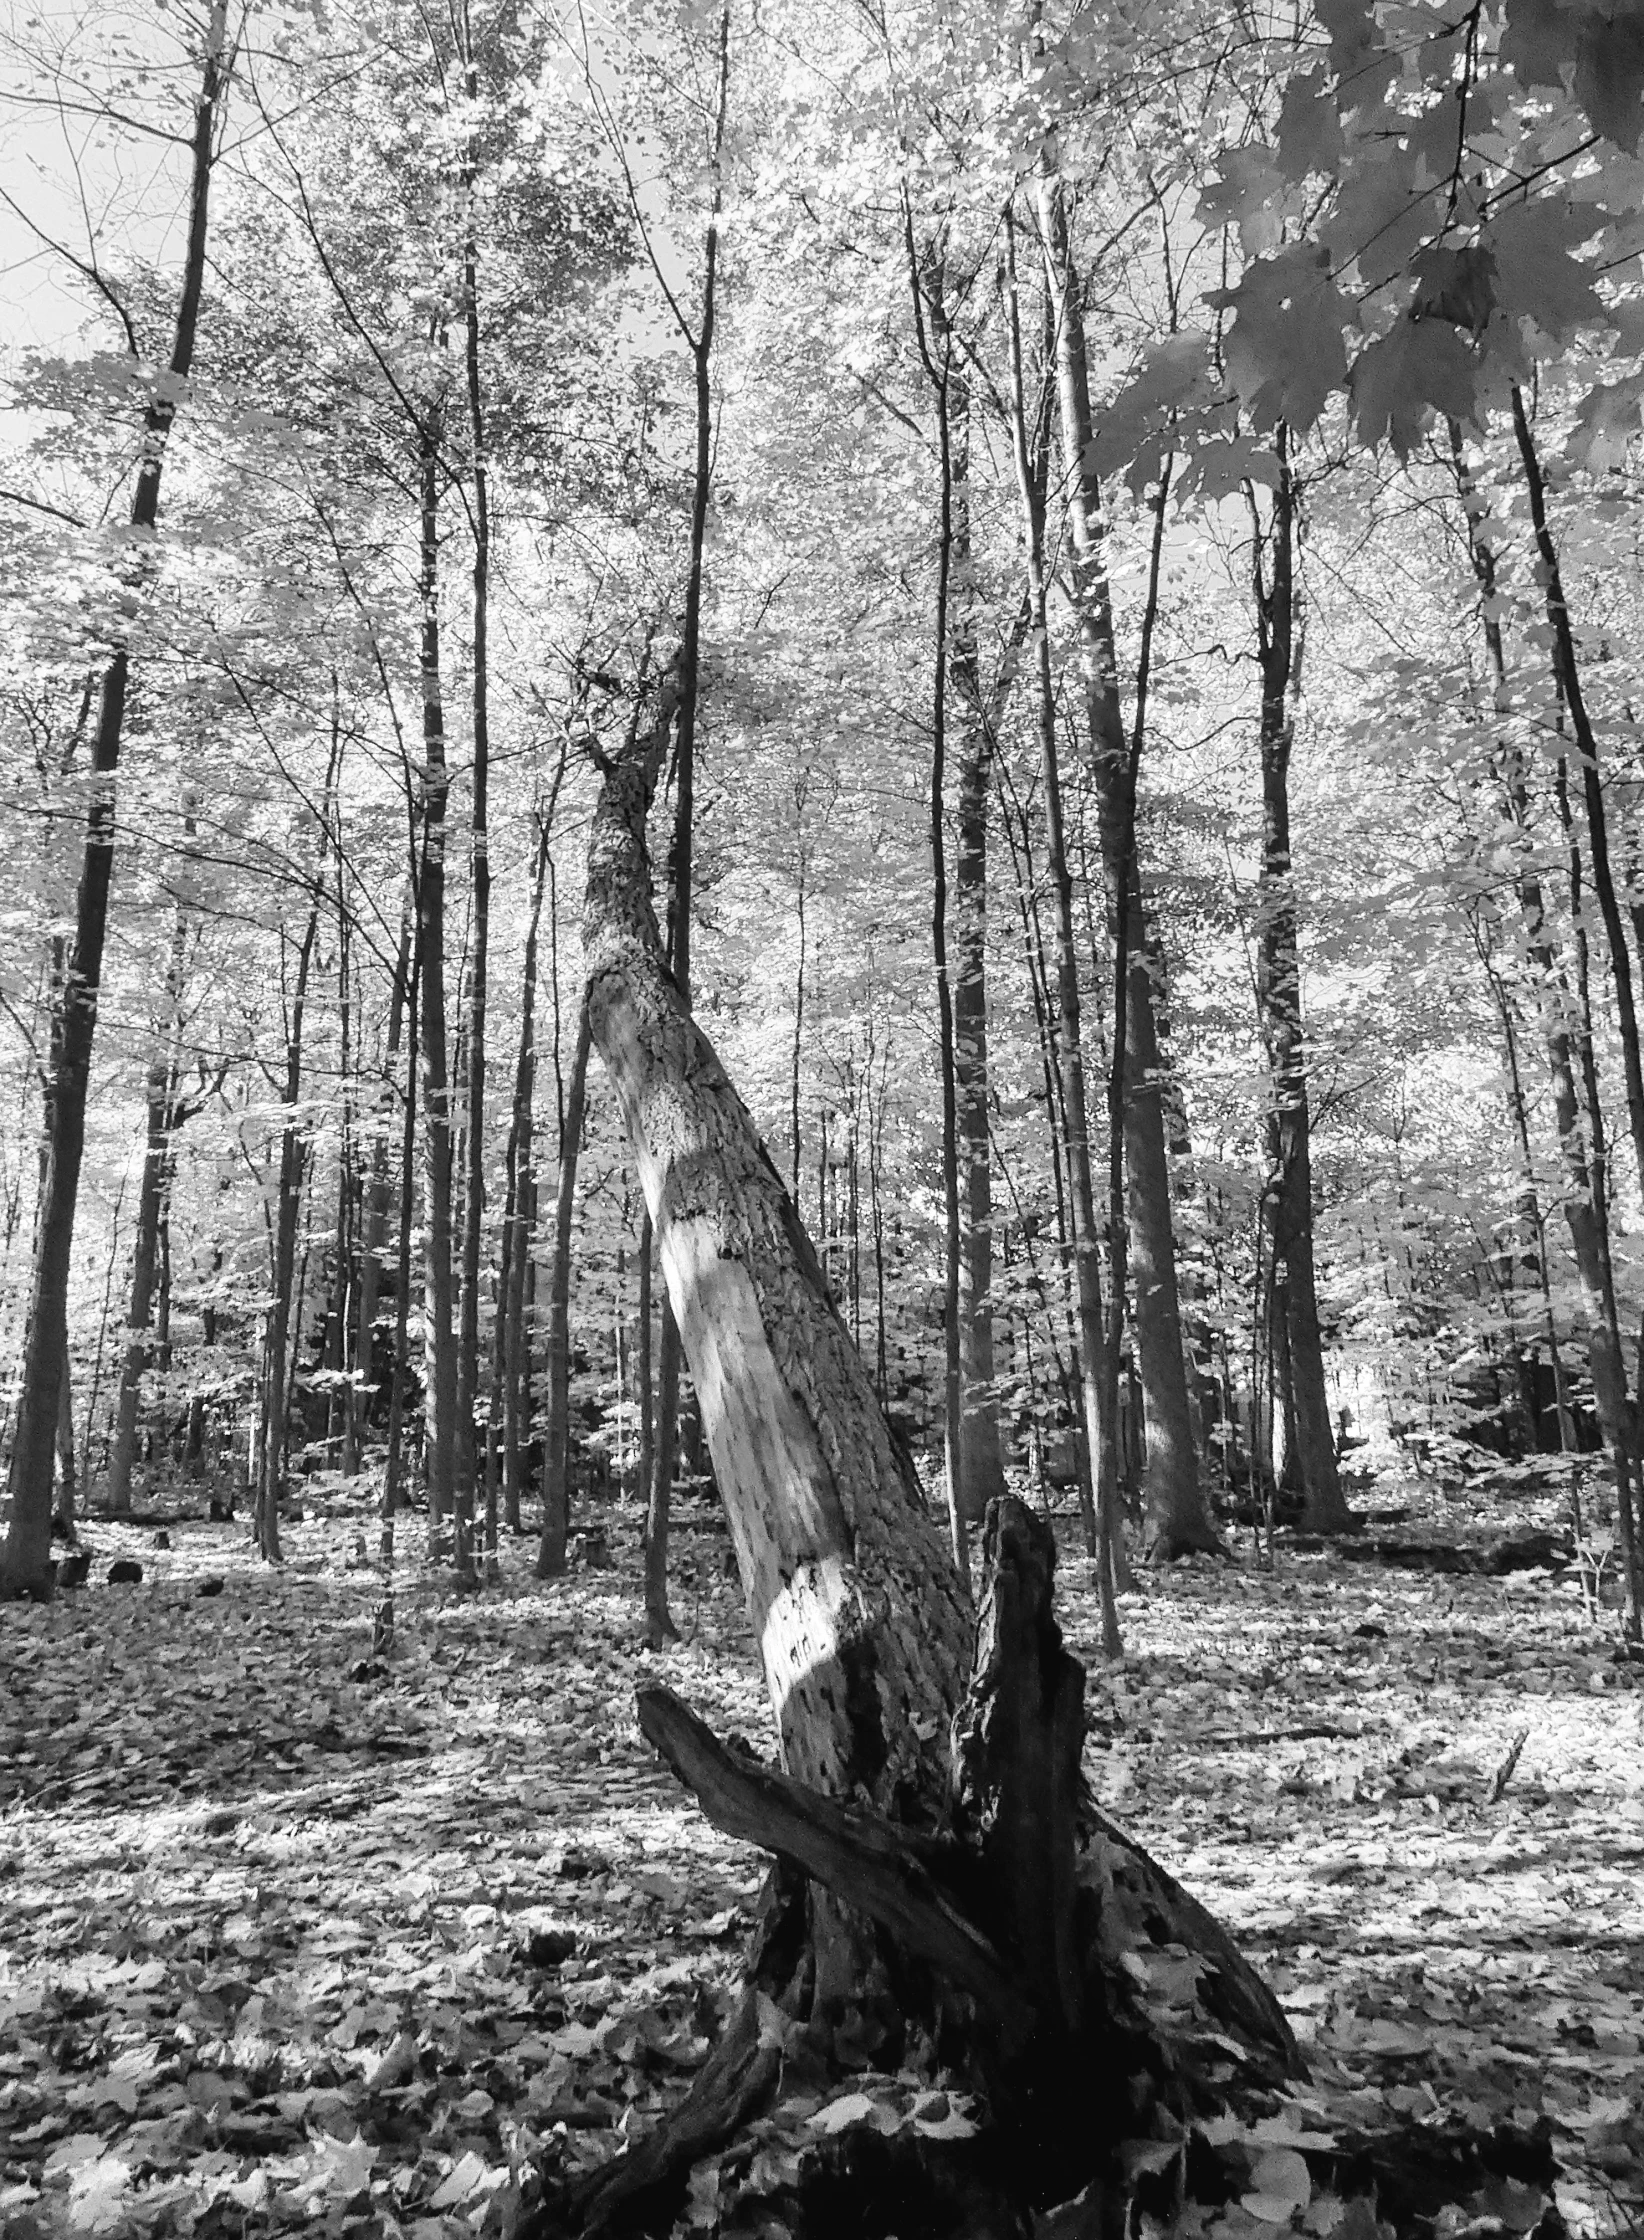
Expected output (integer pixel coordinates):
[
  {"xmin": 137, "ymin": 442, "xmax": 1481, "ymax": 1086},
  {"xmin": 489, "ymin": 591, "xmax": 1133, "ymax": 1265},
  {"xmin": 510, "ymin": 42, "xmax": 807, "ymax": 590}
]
[{"xmin": 3, "ymin": 0, "xmax": 1644, "ymax": 1641}]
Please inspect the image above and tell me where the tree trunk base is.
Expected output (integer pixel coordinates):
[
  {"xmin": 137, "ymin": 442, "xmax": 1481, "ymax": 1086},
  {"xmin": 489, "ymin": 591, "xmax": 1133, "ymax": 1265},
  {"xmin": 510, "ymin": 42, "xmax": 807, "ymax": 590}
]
[
  {"xmin": 1142, "ymin": 1520, "xmax": 1228, "ymax": 1563},
  {"xmin": 515, "ymin": 1497, "xmax": 1566, "ymax": 2240}
]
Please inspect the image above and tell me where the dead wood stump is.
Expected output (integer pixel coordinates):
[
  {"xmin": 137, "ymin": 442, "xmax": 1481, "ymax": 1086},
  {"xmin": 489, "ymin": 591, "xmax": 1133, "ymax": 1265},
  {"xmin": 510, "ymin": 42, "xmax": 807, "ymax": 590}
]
[
  {"xmin": 518, "ymin": 1500, "xmax": 1298, "ymax": 2238},
  {"xmin": 514, "ymin": 1499, "xmax": 1563, "ymax": 2239}
]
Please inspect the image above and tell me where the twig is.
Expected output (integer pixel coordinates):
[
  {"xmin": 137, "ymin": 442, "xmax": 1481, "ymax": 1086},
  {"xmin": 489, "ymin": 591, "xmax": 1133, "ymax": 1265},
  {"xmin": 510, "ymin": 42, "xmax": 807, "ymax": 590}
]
[
  {"xmin": 1487, "ymin": 1727, "xmax": 1530, "ymax": 1805},
  {"xmin": 1186, "ymin": 1723, "xmax": 1357, "ymax": 1751}
]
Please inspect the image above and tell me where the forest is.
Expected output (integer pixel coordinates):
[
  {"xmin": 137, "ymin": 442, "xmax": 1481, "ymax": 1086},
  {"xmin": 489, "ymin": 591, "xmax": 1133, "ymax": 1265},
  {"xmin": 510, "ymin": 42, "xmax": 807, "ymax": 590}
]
[{"xmin": 2, "ymin": 0, "xmax": 1644, "ymax": 2233}]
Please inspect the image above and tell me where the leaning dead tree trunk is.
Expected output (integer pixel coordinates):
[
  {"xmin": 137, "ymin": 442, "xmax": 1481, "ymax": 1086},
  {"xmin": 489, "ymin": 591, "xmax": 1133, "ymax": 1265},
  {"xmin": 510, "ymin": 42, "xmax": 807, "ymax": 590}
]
[
  {"xmin": 581, "ymin": 672, "xmax": 972, "ymax": 1816},
  {"xmin": 524, "ymin": 678, "xmax": 1344, "ymax": 2240}
]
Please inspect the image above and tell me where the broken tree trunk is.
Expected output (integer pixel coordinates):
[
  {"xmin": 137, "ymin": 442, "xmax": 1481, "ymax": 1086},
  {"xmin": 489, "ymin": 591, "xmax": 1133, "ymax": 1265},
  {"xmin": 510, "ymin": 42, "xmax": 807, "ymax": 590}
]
[
  {"xmin": 516, "ymin": 689, "xmax": 1327, "ymax": 2240},
  {"xmin": 527, "ymin": 1493, "xmax": 1302, "ymax": 2240}
]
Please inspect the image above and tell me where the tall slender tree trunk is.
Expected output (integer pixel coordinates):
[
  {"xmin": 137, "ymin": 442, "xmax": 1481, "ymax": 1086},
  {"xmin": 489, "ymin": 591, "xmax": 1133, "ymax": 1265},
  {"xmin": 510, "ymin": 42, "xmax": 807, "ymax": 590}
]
[
  {"xmin": 647, "ymin": 1303, "xmax": 683, "ymax": 1632},
  {"xmin": 928, "ymin": 248, "xmax": 1006, "ymax": 1529},
  {"xmin": 1456, "ymin": 417, "xmax": 1641, "ymax": 1624},
  {"xmin": 537, "ymin": 994, "xmax": 593, "ymax": 1579},
  {"xmin": 2, "ymin": 0, "xmax": 231, "ymax": 1598},
  {"xmin": 354, "ymin": 900, "xmax": 413, "ymax": 1475},
  {"xmin": 1002, "ymin": 210, "xmax": 1117, "ymax": 1648},
  {"xmin": 998, "ymin": 775, "xmax": 1084, "ymax": 1438},
  {"xmin": 644, "ymin": 0, "xmax": 730, "ymax": 1640},
  {"xmin": 1036, "ymin": 165, "xmax": 1216, "ymax": 1562},
  {"xmin": 907, "ymin": 232, "xmax": 970, "ymax": 1569},
  {"xmin": 103, "ymin": 1053, "xmax": 177, "ymax": 1518},
  {"xmin": 55, "ymin": 1369, "xmax": 78, "ymax": 1535},
  {"xmin": 260, "ymin": 909, "xmax": 319, "ymax": 1565},
  {"xmin": 416, "ymin": 395, "xmax": 460, "ymax": 1562},
  {"xmin": 502, "ymin": 804, "xmax": 555, "ymax": 1531},
  {"xmin": 258, "ymin": 726, "xmax": 343, "ymax": 1562},
  {"xmin": 105, "ymin": 795, "xmax": 198, "ymax": 1517},
  {"xmin": 638, "ymin": 1208, "xmax": 655, "ymax": 1509},
  {"xmin": 457, "ymin": 34, "xmax": 490, "ymax": 1574},
  {"xmin": 1095, "ymin": 456, "xmax": 1178, "ymax": 1592},
  {"xmin": 329, "ymin": 887, "xmax": 356, "ymax": 1469},
  {"xmin": 1553, "ymin": 757, "xmax": 1644, "ymax": 1632},
  {"xmin": 1249, "ymin": 437, "xmax": 1349, "ymax": 1531},
  {"xmin": 383, "ymin": 942, "xmax": 421, "ymax": 1559},
  {"xmin": 1480, "ymin": 951, "xmax": 1576, "ymax": 1452},
  {"xmin": 1512, "ymin": 388, "xmax": 1644, "ymax": 1211}
]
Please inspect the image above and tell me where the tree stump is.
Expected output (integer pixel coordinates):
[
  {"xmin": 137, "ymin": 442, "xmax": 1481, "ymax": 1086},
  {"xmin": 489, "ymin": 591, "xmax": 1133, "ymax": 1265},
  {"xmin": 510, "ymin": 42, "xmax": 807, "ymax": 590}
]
[{"xmin": 520, "ymin": 1498, "xmax": 1308, "ymax": 2239}]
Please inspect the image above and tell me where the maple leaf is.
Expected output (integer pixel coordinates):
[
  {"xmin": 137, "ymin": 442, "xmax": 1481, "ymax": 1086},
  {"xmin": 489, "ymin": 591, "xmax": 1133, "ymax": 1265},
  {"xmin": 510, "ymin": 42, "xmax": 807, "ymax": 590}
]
[
  {"xmin": 1277, "ymin": 68, "xmax": 1345, "ymax": 177},
  {"xmin": 1313, "ymin": 0, "xmax": 1398, "ymax": 108},
  {"xmin": 1208, "ymin": 248, "xmax": 1349, "ymax": 433},
  {"xmin": 1349, "ymin": 315, "xmax": 1480, "ymax": 453},
  {"xmin": 1324, "ymin": 161, "xmax": 1435, "ymax": 293},
  {"xmin": 1485, "ymin": 198, "xmax": 1605, "ymax": 342},
  {"xmin": 1574, "ymin": 10, "xmax": 1644, "ymax": 147},
  {"xmin": 1411, "ymin": 245, "xmax": 1495, "ymax": 337},
  {"xmin": 1088, "ymin": 331, "xmax": 1214, "ymax": 492},
  {"xmin": 1565, "ymin": 369, "xmax": 1644, "ymax": 466},
  {"xmin": 1506, "ymin": 0, "xmax": 1644, "ymax": 147},
  {"xmin": 1197, "ymin": 147, "xmax": 1287, "ymax": 258},
  {"xmin": 1173, "ymin": 433, "xmax": 1282, "ymax": 504}
]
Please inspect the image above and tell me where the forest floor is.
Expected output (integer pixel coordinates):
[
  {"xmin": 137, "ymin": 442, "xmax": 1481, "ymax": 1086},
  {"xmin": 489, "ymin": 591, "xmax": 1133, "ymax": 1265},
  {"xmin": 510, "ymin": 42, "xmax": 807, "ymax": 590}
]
[{"xmin": 1, "ymin": 1470, "xmax": 1642, "ymax": 2240}]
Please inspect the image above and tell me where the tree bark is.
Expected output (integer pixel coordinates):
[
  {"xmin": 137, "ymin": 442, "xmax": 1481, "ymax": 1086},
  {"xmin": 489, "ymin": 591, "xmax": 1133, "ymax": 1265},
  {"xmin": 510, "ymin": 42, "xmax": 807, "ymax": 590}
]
[
  {"xmin": 1002, "ymin": 211, "xmax": 1115, "ymax": 1640},
  {"xmin": 259, "ymin": 906, "xmax": 319, "ymax": 1565},
  {"xmin": 1512, "ymin": 388, "xmax": 1644, "ymax": 1208},
  {"xmin": 2, "ymin": 0, "xmax": 231, "ymax": 1599},
  {"xmin": 416, "ymin": 395, "xmax": 461, "ymax": 1564},
  {"xmin": 501, "ymin": 804, "xmax": 554, "ymax": 1531},
  {"xmin": 537, "ymin": 994, "xmax": 592, "ymax": 1579},
  {"xmin": 258, "ymin": 716, "xmax": 344, "ymax": 1563},
  {"xmin": 1554, "ymin": 758, "xmax": 1644, "ymax": 1632},
  {"xmin": 54, "ymin": 1367, "xmax": 78, "ymax": 1536},
  {"xmin": 907, "ymin": 233, "xmax": 972, "ymax": 1567},
  {"xmin": 1250, "ymin": 436, "xmax": 1350, "ymax": 1531},
  {"xmin": 646, "ymin": 1298, "xmax": 683, "ymax": 1638},
  {"xmin": 354, "ymin": 899, "xmax": 412, "ymax": 1476},
  {"xmin": 103, "ymin": 1062, "xmax": 175, "ymax": 1518},
  {"xmin": 457, "ymin": 33, "xmax": 491, "ymax": 1574},
  {"xmin": 637, "ymin": 1205, "xmax": 655, "ymax": 1510},
  {"xmin": 382, "ymin": 937, "xmax": 421, "ymax": 1556},
  {"xmin": 949, "ymin": 407, "xmax": 1008, "ymax": 1526},
  {"xmin": 104, "ymin": 815, "xmax": 197, "ymax": 1517},
  {"xmin": 912, "ymin": 235, "xmax": 1008, "ymax": 1537},
  {"xmin": 639, "ymin": 0, "xmax": 731, "ymax": 1640},
  {"xmin": 1455, "ymin": 419, "xmax": 1642, "ymax": 1624},
  {"xmin": 1037, "ymin": 164, "xmax": 1217, "ymax": 1562}
]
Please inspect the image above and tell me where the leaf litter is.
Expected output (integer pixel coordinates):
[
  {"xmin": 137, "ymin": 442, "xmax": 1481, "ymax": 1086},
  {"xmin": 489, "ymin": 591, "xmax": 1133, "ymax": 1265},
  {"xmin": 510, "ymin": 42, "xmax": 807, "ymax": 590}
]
[{"xmin": 0, "ymin": 1477, "xmax": 1640, "ymax": 2238}]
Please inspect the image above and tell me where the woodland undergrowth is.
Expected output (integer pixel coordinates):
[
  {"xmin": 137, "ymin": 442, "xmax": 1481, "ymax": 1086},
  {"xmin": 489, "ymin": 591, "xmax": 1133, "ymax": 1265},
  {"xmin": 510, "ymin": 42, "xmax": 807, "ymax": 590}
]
[{"xmin": 1, "ymin": 1477, "xmax": 1642, "ymax": 2240}]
